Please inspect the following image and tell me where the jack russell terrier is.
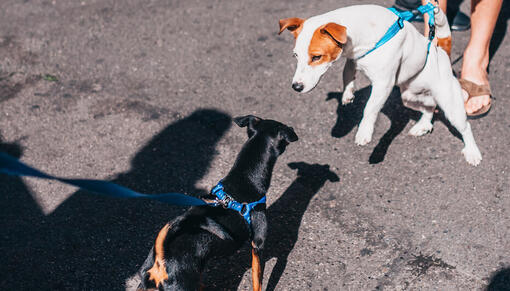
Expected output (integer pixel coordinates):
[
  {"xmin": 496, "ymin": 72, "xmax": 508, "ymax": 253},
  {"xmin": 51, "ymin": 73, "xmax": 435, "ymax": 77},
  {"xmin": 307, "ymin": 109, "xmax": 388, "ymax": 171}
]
[{"xmin": 279, "ymin": 4, "xmax": 482, "ymax": 166}]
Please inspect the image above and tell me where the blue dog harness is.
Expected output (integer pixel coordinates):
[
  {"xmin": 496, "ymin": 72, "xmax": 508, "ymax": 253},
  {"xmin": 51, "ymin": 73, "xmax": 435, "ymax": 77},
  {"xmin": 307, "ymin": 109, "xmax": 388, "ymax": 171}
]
[
  {"xmin": 0, "ymin": 152, "xmax": 265, "ymax": 226},
  {"xmin": 356, "ymin": 3, "xmax": 437, "ymax": 60},
  {"xmin": 211, "ymin": 182, "xmax": 266, "ymax": 225}
]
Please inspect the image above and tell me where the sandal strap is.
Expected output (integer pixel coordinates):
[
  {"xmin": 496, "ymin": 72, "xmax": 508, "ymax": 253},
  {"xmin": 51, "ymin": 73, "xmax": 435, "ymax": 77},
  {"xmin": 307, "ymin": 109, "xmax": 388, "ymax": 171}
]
[{"xmin": 459, "ymin": 78, "xmax": 492, "ymax": 98}]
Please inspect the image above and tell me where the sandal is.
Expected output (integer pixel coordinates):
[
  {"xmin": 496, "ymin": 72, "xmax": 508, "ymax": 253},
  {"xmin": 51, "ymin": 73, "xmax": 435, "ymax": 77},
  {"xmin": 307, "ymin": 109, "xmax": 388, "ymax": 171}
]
[{"xmin": 459, "ymin": 78, "xmax": 492, "ymax": 119}]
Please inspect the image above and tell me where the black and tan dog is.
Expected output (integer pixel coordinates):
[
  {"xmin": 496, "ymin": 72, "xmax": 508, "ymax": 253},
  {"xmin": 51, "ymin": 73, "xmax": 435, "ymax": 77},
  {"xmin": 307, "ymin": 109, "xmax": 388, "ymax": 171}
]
[{"xmin": 137, "ymin": 115, "xmax": 298, "ymax": 291}]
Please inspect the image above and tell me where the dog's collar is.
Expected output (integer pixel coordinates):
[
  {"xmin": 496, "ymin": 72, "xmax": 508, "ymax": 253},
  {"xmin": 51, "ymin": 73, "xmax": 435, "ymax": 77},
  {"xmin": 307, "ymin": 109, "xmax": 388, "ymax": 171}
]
[{"xmin": 211, "ymin": 181, "xmax": 266, "ymax": 225}]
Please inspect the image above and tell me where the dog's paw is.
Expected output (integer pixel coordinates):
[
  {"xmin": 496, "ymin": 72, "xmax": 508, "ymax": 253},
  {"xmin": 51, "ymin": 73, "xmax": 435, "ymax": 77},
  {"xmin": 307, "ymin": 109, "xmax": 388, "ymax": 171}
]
[
  {"xmin": 342, "ymin": 89, "xmax": 355, "ymax": 105},
  {"xmin": 409, "ymin": 121, "xmax": 433, "ymax": 137},
  {"xmin": 462, "ymin": 146, "xmax": 482, "ymax": 166},
  {"xmin": 355, "ymin": 128, "xmax": 373, "ymax": 146}
]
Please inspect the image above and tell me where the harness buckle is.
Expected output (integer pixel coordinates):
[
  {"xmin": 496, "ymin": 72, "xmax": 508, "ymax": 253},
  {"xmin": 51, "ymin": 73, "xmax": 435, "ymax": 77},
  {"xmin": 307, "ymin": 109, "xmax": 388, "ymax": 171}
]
[
  {"xmin": 215, "ymin": 195, "xmax": 233, "ymax": 209},
  {"xmin": 397, "ymin": 17, "xmax": 404, "ymax": 29}
]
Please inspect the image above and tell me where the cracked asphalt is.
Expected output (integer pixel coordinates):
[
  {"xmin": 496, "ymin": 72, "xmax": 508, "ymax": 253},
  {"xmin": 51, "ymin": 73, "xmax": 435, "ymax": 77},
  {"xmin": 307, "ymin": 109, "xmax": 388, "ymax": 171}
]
[{"xmin": 1, "ymin": 0, "xmax": 509, "ymax": 290}]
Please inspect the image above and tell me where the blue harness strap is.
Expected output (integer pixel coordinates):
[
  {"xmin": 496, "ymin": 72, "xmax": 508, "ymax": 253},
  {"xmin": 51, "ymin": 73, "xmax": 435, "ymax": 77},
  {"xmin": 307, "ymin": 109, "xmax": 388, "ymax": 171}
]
[
  {"xmin": 356, "ymin": 3, "xmax": 436, "ymax": 60},
  {"xmin": 417, "ymin": 3, "xmax": 437, "ymax": 32},
  {"xmin": 0, "ymin": 151, "xmax": 209, "ymax": 206},
  {"xmin": 211, "ymin": 182, "xmax": 266, "ymax": 225}
]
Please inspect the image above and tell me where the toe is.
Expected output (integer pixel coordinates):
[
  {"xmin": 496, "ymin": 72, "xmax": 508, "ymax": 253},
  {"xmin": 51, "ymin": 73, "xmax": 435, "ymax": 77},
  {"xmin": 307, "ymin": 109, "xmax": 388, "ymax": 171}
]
[
  {"xmin": 465, "ymin": 100, "xmax": 476, "ymax": 114},
  {"xmin": 482, "ymin": 95, "xmax": 491, "ymax": 106},
  {"xmin": 465, "ymin": 95, "xmax": 490, "ymax": 114}
]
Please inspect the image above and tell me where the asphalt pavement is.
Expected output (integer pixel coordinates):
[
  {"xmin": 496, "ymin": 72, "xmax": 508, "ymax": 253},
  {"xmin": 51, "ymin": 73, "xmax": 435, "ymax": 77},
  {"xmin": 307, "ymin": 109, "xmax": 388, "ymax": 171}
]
[{"xmin": 1, "ymin": 0, "xmax": 509, "ymax": 290}]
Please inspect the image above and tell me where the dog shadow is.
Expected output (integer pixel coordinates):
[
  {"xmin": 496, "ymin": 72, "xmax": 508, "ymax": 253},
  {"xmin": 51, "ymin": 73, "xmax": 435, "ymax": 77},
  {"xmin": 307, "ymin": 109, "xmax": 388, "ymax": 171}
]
[
  {"xmin": 327, "ymin": 86, "xmax": 465, "ymax": 164},
  {"xmin": 203, "ymin": 162, "xmax": 339, "ymax": 290},
  {"xmin": 327, "ymin": 86, "xmax": 419, "ymax": 164},
  {"xmin": 486, "ymin": 267, "xmax": 510, "ymax": 291},
  {"xmin": 0, "ymin": 109, "xmax": 231, "ymax": 290}
]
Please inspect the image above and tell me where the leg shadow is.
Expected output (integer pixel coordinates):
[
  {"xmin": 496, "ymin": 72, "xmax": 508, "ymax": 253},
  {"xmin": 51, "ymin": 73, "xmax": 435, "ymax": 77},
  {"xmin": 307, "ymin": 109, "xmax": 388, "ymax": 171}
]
[
  {"xmin": 489, "ymin": 0, "xmax": 509, "ymax": 64},
  {"xmin": 369, "ymin": 88, "xmax": 421, "ymax": 164},
  {"xmin": 0, "ymin": 136, "xmax": 47, "ymax": 291},
  {"xmin": 328, "ymin": 87, "xmax": 419, "ymax": 164},
  {"xmin": 431, "ymin": 109, "xmax": 463, "ymax": 141},
  {"xmin": 486, "ymin": 267, "xmax": 510, "ymax": 291},
  {"xmin": 0, "ymin": 109, "xmax": 231, "ymax": 290},
  {"xmin": 327, "ymin": 87, "xmax": 371, "ymax": 139},
  {"xmin": 446, "ymin": 0, "xmax": 465, "ymax": 27},
  {"xmin": 204, "ymin": 162, "xmax": 339, "ymax": 290}
]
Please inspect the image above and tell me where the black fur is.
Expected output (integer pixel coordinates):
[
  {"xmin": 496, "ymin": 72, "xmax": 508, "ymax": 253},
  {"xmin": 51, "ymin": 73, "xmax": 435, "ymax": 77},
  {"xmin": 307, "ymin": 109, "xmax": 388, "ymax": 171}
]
[{"xmin": 137, "ymin": 115, "xmax": 298, "ymax": 290}]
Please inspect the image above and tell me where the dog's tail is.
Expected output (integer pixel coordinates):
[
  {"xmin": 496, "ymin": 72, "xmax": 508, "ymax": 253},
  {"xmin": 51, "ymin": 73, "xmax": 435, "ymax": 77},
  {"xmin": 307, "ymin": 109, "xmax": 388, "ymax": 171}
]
[{"xmin": 434, "ymin": 7, "xmax": 452, "ymax": 57}]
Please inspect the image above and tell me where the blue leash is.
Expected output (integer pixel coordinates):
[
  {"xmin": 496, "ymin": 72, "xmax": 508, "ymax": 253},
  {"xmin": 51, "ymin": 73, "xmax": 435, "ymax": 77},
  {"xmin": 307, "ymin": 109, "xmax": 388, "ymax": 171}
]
[
  {"xmin": 356, "ymin": 3, "xmax": 436, "ymax": 60},
  {"xmin": 0, "ymin": 152, "xmax": 266, "ymax": 225}
]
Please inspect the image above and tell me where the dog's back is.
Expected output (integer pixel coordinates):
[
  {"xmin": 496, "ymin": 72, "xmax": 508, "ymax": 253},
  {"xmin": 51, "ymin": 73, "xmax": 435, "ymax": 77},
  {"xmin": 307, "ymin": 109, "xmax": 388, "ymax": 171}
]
[{"xmin": 137, "ymin": 207, "xmax": 247, "ymax": 290}]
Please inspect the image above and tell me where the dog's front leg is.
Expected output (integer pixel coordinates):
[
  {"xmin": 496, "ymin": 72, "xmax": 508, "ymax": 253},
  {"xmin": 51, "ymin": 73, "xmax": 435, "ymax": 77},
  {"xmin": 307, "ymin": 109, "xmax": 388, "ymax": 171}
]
[
  {"xmin": 250, "ymin": 210, "xmax": 267, "ymax": 291},
  {"xmin": 342, "ymin": 59, "xmax": 357, "ymax": 105},
  {"xmin": 355, "ymin": 80, "xmax": 394, "ymax": 145},
  {"xmin": 251, "ymin": 247, "xmax": 263, "ymax": 291}
]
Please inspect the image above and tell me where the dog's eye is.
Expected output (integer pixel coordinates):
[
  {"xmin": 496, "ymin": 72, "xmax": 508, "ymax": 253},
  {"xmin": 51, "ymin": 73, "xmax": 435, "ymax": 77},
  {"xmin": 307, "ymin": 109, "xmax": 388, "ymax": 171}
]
[
  {"xmin": 293, "ymin": 53, "xmax": 297, "ymax": 58},
  {"xmin": 311, "ymin": 55, "xmax": 322, "ymax": 62}
]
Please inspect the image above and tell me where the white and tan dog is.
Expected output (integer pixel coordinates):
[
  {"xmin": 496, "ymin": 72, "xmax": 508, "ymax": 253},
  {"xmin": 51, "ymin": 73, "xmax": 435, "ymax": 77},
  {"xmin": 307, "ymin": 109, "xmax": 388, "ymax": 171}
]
[{"xmin": 279, "ymin": 5, "xmax": 482, "ymax": 165}]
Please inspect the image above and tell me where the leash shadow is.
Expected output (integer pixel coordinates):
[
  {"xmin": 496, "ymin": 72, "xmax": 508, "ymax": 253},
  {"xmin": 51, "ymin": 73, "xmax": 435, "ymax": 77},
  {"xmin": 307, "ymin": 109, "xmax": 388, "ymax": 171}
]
[
  {"xmin": 203, "ymin": 162, "xmax": 339, "ymax": 290},
  {"xmin": 327, "ymin": 86, "xmax": 420, "ymax": 164},
  {"xmin": 0, "ymin": 109, "xmax": 231, "ymax": 290}
]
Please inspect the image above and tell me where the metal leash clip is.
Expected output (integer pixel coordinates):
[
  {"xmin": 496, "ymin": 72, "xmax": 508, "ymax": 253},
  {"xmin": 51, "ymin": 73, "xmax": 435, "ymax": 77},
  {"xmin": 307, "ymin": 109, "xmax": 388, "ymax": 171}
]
[
  {"xmin": 428, "ymin": 23, "xmax": 435, "ymax": 40},
  {"xmin": 239, "ymin": 203, "xmax": 249, "ymax": 216},
  {"xmin": 215, "ymin": 194, "xmax": 234, "ymax": 209}
]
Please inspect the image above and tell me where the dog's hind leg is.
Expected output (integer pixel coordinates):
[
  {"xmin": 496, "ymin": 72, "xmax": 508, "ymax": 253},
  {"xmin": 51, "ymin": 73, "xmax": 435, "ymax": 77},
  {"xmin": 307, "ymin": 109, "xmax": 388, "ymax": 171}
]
[
  {"xmin": 342, "ymin": 59, "xmax": 357, "ymax": 105},
  {"xmin": 409, "ymin": 109, "xmax": 434, "ymax": 136},
  {"xmin": 434, "ymin": 82, "xmax": 482, "ymax": 165},
  {"xmin": 137, "ymin": 247, "xmax": 156, "ymax": 290},
  {"xmin": 401, "ymin": 88, "xmax": 436, "ymax": 136},
  {"xmin": 251, "ymin": 248, "xmax": 263, "ymax": 291}
]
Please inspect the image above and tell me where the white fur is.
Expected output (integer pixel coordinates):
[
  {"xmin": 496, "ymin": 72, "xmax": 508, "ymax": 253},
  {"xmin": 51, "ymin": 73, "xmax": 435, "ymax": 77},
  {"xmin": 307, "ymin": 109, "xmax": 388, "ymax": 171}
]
[{"xmin": 289, "ymin": 5, "xmax": 481, "ymax": 165}]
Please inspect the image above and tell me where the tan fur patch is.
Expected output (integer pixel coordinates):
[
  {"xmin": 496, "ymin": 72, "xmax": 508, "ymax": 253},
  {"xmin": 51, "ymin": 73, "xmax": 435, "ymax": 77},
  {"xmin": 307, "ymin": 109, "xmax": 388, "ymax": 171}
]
[
  {"xmin": 251, "ymin": 248, "xmax": 262, "ymax": 291},
  {"xmin": 278, "ymin": 18, "xmax": 305, "ymax": 39},
  {"xmin": 437, "ymin": 36, "xmax": 451, "ymax": 57},
  {"xmin": 147, "ymin": 223, "xmax": 171, "ymax": 287},
  {"xmin": 308, "ymin": 25, "xmax": 345, "ymax": 66}
]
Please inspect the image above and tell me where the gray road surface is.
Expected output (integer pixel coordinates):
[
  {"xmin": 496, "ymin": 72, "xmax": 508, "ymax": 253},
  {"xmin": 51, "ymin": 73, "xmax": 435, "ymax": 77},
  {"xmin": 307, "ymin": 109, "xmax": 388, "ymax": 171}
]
[{"xmin": 1, "ymin": 0, "xmax": 509, "ymax": 290}]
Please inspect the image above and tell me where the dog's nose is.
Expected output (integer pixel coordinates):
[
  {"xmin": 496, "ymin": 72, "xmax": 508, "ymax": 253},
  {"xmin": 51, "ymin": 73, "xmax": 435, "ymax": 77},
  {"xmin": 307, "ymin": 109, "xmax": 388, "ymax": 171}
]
[{"xmin": 292, "ymin": 82, "xmax": 304, "ymax": 92}]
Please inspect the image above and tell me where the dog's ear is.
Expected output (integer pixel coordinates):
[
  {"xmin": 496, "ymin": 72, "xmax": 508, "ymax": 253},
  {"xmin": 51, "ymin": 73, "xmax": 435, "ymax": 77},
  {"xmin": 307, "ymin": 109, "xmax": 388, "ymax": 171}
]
[
  {"xmin": 325, "ymin": 166, "xmax": 340, "ymax": 182},
  {"xmin": 288, "ymin": 162, "xmax": 305, "ymax": 170},
  {"xmin": 320, "ymin": 23, "xmax": 347, "ymax": 46},
  {"xmin": 279, "ymin": 17, "xmax": 305, "ymax": 38},
  {"xmin": 279, "ymin": 126, "xmax": 298, "ymax": 143},
  {"xmin": 234, "ymin": 115, "xmax": 261, "ymax": 138},
  {"xmin": 233, "ymin": 115, "xmax": 261, "ymax": 128}
]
